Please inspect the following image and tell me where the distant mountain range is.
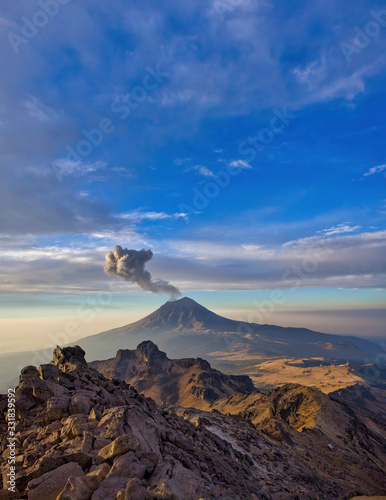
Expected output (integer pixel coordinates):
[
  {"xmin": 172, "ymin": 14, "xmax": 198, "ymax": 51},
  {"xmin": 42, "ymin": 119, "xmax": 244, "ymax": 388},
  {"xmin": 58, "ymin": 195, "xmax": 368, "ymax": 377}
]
[{"xmin": 77, "ymin": 297, "xmax": 379, "ymax": 363}]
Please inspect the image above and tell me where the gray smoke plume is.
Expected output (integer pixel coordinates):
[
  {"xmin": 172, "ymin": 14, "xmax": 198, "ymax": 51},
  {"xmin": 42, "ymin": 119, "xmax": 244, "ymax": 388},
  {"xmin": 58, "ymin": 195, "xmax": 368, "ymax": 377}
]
[{"xmin": 104, "ymin": 246, "xmax": 181, "ymax": 300}]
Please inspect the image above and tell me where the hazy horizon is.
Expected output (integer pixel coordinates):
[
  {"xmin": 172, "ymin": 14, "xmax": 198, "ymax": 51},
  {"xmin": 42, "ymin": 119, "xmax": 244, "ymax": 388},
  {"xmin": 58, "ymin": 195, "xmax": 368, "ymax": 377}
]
[{"xmin": 1, "ymin": 289, "xmax": 385, "ymax": 355}]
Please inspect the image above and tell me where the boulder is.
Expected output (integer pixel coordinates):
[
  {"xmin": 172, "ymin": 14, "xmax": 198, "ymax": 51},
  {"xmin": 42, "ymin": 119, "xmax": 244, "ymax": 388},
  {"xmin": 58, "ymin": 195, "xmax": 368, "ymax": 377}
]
[
  {"xmin": 20, "ymin": 366, "xmax": 40, "ymax": 381},
  {"xmin": 91, "ymin": 453, "xmax": 146, "ymax": 500},
  {"xmin": 38, "ymin": 364, "xmax": 60, "ymax": 381},
  {"xmin": 117, "ymin": 477, "xmax": 150, "ymax": 500},
  {"xmin": 93, "ymin": 436, "xmax": 111, "ymax": 450},
  {"xmin": 27, "ymin": 462, "xmax": 84, "ymax": 500},
  {"xmin": 53, "ymin": 346, "xmax": 87, "ymax": 373},
  {"xmin": 69, "ymin": 393, "xmax": 92, "ymax": 415},
  {"xmin": 46, "ymin": 396, "xmax": 70, "ymax": 420},
  {"xmin": 96, "ymin": 434, "xmax": 139, "ymax": 464},
  {"xmin": 58, "ymin": 463, "xmax": 111, "ymax": 500}
]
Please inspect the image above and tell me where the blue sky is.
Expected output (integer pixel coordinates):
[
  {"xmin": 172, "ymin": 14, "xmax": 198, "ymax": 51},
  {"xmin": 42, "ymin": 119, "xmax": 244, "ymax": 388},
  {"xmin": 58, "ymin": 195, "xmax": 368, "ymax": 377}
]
[{"xmin": 0, "ymin": 0, "xmax": 385, "ymax": 351}]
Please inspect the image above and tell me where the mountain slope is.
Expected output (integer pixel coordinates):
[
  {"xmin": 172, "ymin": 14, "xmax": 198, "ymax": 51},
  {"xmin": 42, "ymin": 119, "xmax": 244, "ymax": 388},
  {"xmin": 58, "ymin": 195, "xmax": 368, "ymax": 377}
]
[
  {"xmin": 77, "ymin": 297, "xmax": 379, "ymax": 363},
  {"xmin": 1, "ymin": 345, "xmax": 385, "ymax": 499},
  {"xmin": 89, "ymin": 341, "xmax": 386, "ymax": 495},
  {"xmin": 0, "ymin": 346, "xmax": 264, "ymax": 499},
  {"xmin": 90, "ymin": 340, "xmax": 255, "ymax": 409}
]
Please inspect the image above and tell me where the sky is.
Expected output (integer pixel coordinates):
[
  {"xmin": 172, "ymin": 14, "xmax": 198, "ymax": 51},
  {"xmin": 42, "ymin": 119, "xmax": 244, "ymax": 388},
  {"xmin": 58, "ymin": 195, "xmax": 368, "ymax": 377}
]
[{"xmin": 0, "ymin": 0, "xmax": 385, "ymax": 353}]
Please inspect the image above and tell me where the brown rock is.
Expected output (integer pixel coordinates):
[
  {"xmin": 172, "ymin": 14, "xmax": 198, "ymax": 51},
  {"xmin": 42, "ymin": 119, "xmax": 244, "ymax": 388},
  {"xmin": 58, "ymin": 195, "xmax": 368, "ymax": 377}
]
[
  {"xmin": 46, "ymin": 396, "xmax": 70, "ymax": 420},
  {"xmin": 80, "ymin": 431, "xmax": 93, "ymax": 453},
  {"xmin": 57, "ymin": 476, "xmax": 92, "ymax": 500},
  {"xmin": 138, "ymin": 452, "xmax": 158, "ymax": 477},
  {"xmin": 96, "ymin": 434, "xmax": 139, "ymax": 464},
  {"xmin": 69, "ymin": 393, "xmax": 92, "ymax": 415},
  {"xmin": 27, "ymin": 462, "xmax": 84, "ymax": 500},
  {"xmin": 38, "ymin": 364, "xmax": 60, "ymax": 381},
  {"xmin": 91, "ymin": 453, "xmax": 147, "ymax": 500},
  {"xmin": 93, "ymin": 436, "xmax": 111, "ymax": 450},
  {"xmin": 117, "ymin": 477, "xmax": 150, "ymax": 500}
]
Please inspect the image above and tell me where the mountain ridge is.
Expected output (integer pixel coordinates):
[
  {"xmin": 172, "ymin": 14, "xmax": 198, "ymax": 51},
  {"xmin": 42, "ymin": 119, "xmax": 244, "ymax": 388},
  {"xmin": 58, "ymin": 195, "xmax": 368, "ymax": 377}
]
[
  {"xmin": 76, "ymin": 297, "xmax": 379, "ymax": 363},
  {"xmin": 1, "ymin": 344, "xmax": 385, "ymax": 498},
  {"xmin": 90, "ymin": 340, "xmax": 255, "ymax": 409}
]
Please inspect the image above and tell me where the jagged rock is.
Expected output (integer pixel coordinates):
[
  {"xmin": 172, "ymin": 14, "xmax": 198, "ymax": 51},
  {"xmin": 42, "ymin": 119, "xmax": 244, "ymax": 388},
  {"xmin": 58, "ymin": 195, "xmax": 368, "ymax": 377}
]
[
  {"xmin": 57, "ymin": 464, "xmax": 110, "ymax": 500},
  {"xmin": 138, "ymin": 452, "xmax": 158, "ymax": 476},
  {"xmin": 80, "ymin": 431, "xmax": 93, "ymax": 453},
  {"xmin": 38, "ymin": 364, "xmax": 60, "ymax": 381},
  {"xmin": 46, "ymin": 396, "xmax": 71, "ymax": 420},
  {"xmin": 92, "ymin": 452, "xmax": 147, "ymax": 500},
  {"xmin": 60, "ymin": 415, "xmax": 96, "ymax": 439},
  {"xmin": 91, "ymin": 340, "xmax": 255, "ymax": 409},
  {"xmin": 96, "ymin": 434, "xmax": 139, "ymax": 464},
  {"xmin": 117, "ymin": 477, "xmax": 150, "ymax": 500},
  {"xmin": 20, "ymin": 366, "xmax": 40, "ymax": 380},
  {"xmin": 1, "ymin": 343, "xmax": 385, "ymax": 500},
  {"xmin": 15, "ymin": 387, "xmax": 37, "ymax": 411},
  {"xmin": 89, "ymin": 407, "xmax": 102, "ymax": 421},
  {"xmin": 93, "ymin": 436, "xmax": 111, "ymax": 450},
  {"xmin": 69, "ymin": 393, "xmax": 93, "ymax": 415},
  {"xmin": 26, "ymin": 462, "xmax": 84, "ymax": 500},
  {"xmin": 53, "ymin": 346, "xmax": 87, "ymax": 372}
]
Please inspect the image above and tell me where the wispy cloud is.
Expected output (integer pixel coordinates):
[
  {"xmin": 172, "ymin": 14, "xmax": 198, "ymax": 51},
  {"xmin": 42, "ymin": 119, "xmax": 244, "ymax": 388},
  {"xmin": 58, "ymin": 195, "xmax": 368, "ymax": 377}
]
[
  {"xmin": 51, "ymin": 159, "xmax": 107, "ymax": 178},
  {"xmin": 188, "ymin": 165, "xmax": 215, "ymax": 177},
  {"xmin": 316, "ymin": 224, "xmax": 361, "ymax": 237},
  {"xmin": 229, "ymin": 159, "xmax": 252, "ymax": 169},
  {"xmin": 22, "ymin": 96, "xmax": 60, "ymax": 123},
  {"xmin": 362, "ymin": 163, "xmax": 386, "ymax": 178},
  {"xmin": 115, "ymin": 210, "xmax": 187, "ymax": 222}
]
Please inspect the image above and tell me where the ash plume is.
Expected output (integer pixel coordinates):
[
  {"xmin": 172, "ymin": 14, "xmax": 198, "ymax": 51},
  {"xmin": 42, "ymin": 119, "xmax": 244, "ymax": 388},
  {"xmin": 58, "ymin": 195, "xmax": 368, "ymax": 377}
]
[{"xmin": 104, "ymin": 246, "xmax": 181, "ymax": 300}]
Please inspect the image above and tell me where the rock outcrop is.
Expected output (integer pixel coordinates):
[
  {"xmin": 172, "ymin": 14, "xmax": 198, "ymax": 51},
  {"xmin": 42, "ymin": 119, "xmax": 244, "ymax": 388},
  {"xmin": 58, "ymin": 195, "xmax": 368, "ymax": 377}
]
[
  {"xmin": 0, "ymin": 346, "xmax": 385, "ymax": 499},
  {"xmin": 91, "ymin": 340, "xmax": 255, "ymax": 409},
  {"xmin": 0, "ymin": 345, "xmax": 265, "ymax": 499}
]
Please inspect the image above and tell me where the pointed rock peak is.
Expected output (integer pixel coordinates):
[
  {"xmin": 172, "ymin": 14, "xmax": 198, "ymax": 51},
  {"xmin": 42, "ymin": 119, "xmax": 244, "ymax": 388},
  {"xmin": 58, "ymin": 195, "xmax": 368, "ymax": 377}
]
[
  {"xmin": 52, "ymin": 345, "xmax": 87, "ymax": 371},
  {"xmin": 135, "ymin": 340, "xmax": 167, "ymax": 362},
  {"xmin": 154, "ymin": 296, "xmax": 216, "ymax": 320}
]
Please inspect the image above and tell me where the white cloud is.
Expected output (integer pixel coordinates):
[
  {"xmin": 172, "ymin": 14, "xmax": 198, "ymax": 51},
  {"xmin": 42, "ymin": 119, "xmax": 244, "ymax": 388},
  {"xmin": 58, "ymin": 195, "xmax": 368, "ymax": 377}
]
[
  {"xmin": 229, "ymin": 159, "xmax": 252, "ymax": 169},
  {"xmin": 316, "ymin": 224, "xmax": 361, "ymax": 237},
  {"xmin": 115, "ymin": 210, "xmax": 187, "ymax": 222},
  {"xmin": 51, "ymin": 159, "xmax": 107, "ymax": 178},
  {"xmin": 189, "ymin": 165, "xmax": 215, "ymax": 177},
  {"xmin": 362, "ymin": 163, "xmax": 386, "ymax": 178},
  {"xmin": 22, "ymin": 96, "xmax": 60, "ymax": 123}
]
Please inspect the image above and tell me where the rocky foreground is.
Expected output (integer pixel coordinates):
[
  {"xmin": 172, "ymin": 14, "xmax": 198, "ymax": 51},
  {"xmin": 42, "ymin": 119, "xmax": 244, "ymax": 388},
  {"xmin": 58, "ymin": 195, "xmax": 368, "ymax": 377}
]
[{"xmin": 0, "ymin": 345, "xmax": 385, "ymax": 499}]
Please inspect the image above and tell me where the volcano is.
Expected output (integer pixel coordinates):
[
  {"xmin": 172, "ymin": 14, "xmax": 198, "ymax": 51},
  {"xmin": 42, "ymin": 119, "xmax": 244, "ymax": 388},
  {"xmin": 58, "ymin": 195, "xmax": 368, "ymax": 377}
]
[{"xmin": 76, "ymin": 297, "xmax": 379, "ymax": 364}]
